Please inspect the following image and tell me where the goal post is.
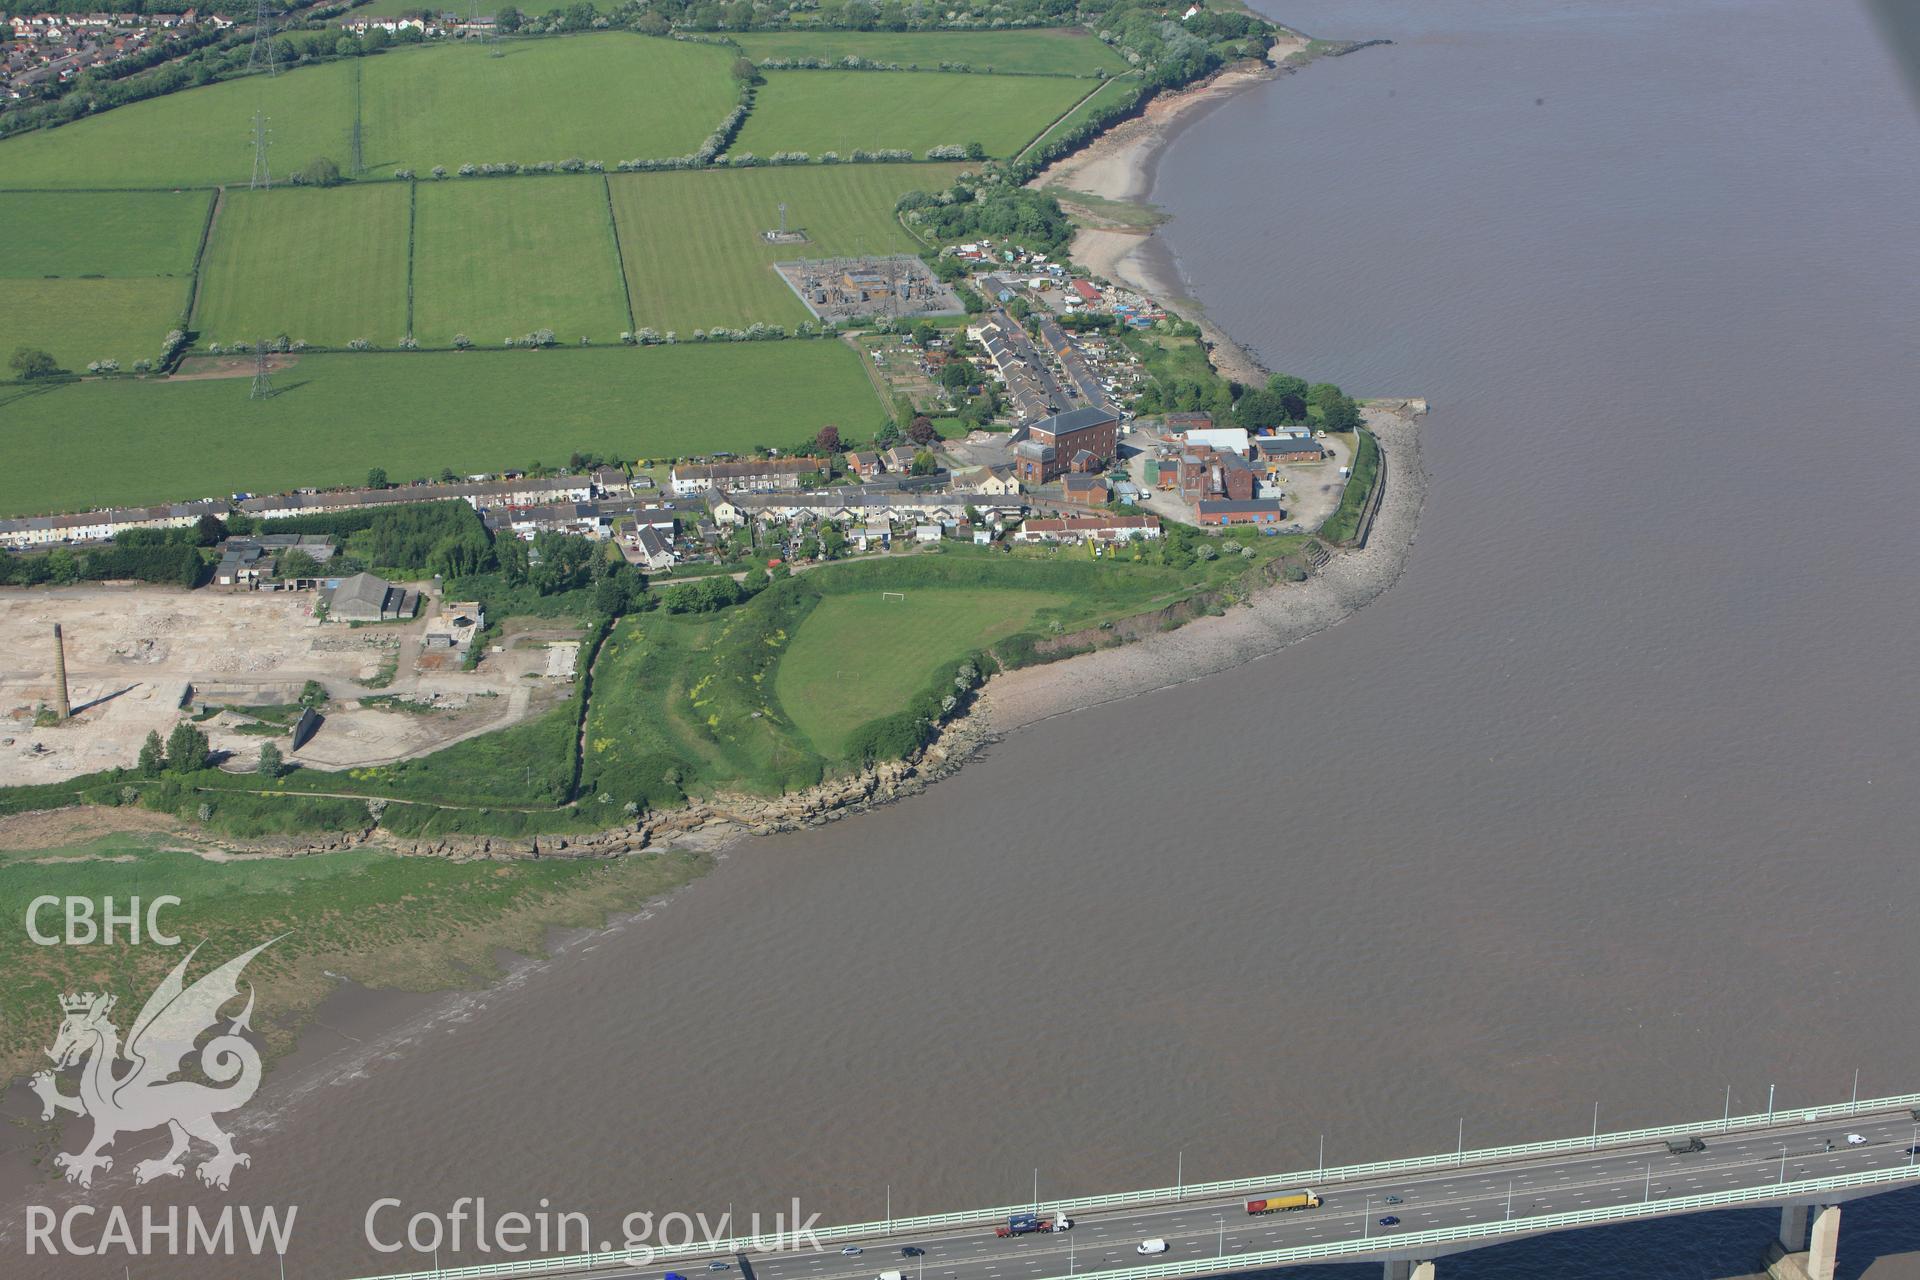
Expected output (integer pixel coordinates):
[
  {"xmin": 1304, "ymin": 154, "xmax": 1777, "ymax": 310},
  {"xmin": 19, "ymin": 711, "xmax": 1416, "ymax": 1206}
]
[{"xmin": 881, "ymin": 591, "xmax": 906, "ymax": 602}]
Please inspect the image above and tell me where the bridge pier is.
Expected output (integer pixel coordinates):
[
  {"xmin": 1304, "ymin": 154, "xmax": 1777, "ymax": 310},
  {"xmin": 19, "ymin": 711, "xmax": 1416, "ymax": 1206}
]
[
  {"xmin": 1809, "ymin": 1204, "xmax": 1841, "ymax": 1280},
  {"xmin": 1766, "ymin": 1203, "xmax": 1840, "ymax": 1280},
  {"xmin": 1382, "ymin": 1262, "xmax": 1434, "ymax": 1280}
]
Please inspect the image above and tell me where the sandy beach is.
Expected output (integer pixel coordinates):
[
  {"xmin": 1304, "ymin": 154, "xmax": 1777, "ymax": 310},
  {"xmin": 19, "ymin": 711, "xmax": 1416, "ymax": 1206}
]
[
  {"xmin": 980, "ymin": 401, "xmax": 1428, "ymax": 734},
  {"xmin": 1033, "ymin": 38, "xmax": 1311, "ymax": 386}
]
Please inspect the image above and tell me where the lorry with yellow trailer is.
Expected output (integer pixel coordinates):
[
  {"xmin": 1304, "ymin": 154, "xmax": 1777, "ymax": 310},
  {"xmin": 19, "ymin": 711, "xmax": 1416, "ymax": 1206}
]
[{"xmin": 1245, "ymin": 1190, "xmax": 1321, "ymax": 1214}]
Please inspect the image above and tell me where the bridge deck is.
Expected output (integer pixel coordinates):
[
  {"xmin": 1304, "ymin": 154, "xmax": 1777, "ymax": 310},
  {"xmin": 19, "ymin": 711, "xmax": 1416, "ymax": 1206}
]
[{"xmin": 349, "ymin": 1096, "xmax": 1920, "ymax": 1280}]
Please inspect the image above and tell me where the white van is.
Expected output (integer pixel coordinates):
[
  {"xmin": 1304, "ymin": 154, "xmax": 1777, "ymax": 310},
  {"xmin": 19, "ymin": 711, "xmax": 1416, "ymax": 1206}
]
[
  {"xmin": 878, "ymin": 1271, "xmax": 905, "ymax": 1280},
  {"xmin": 1135, "ymin": 1239, "xmax": 1169, "ymax": 1256}
]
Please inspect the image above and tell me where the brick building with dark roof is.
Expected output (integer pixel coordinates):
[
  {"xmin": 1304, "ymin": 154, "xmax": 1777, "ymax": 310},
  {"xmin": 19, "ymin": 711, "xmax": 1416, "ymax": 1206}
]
[{"xmin": 1011, "ymin": 406, "xmax": 1119, "ymax": 485}]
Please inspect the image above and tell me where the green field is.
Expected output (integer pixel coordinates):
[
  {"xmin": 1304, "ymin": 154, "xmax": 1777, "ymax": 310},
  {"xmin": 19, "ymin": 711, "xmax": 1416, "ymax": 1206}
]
[
  {"xmin": 0, "ymin": 835, "xmax": 707, "ymax": 1089},
  {"xmin": 0, "ymin": 62, "xmax": 358, "ymax": 190},
  {"xmin": 578, "ymin": 602, "xmax": 825, "ymax": 808},
  {"xmin": 775, "ymin": 587, "xmax": 1056, "ymax": 755},
  {"xmin": 607, "ymin": 163, "xmax": 965, "ymax": 330},
  {"xmin": 0, "ymin": 36, "xmax": 737, "ymax": 189},
  {"xmin": 0, "ymin": 342, "xmax": 884, "ymax": 515},
  {"xmin": 194, "ymin": 184, "xmax": 412, "ymax": 346},
  {"xmin": 731, "ymin": 71, "xmax": 1092, "ymax": 159},
  {"xmin": 0, "ymin": 190, "xmax": 208, "ymax": 365},
  {"xmin": 358, "ymin": 37, "xmax": 737, "ymax": 174},
  {"xmin": 1019, "ymin": 73, "xmax": 1141, "ymax": 160},
  {"xmin": 0, "ymin": 277, "xmax": 189, "ymax": 370},
  {"xmin": 0, "ymin": 190, "xmax": 211, "ymax": 277},
  {"xmin": 733, "ymin": 29, "xmax": 1130, "ymax": 76},
  {"xmin": 412, "ymin": 176, "xmax": 631, "ymax": 343}
]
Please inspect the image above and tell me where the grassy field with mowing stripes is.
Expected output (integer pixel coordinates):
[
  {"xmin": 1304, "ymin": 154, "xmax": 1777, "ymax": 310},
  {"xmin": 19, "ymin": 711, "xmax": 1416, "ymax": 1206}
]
[
  {"xmin": 410, "ymin": 176, "xmax": 632, "ymax": 344},
  {"xmin": 193, "ymin": 184, "xmax": 411, "ymax": 346},
  {"xmin": 608, "ymin": 163, "xmax": 965, "ymax": 331}
]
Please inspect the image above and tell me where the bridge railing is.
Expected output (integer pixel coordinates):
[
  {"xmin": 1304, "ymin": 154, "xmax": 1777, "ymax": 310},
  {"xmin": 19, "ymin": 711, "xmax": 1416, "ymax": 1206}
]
[
  {"xmin": 344, "ymin": 1091, "xmax": 1920, "ymax": 1280},
  {"xmin": 1006, "ymin": 1159, "xmax": 1920, "ymax": 1278}
]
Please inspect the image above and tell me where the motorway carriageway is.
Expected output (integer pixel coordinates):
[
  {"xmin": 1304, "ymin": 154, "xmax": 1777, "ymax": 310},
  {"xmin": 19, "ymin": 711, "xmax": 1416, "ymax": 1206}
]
[{"xmin": 583, "ymin": 1111, "xmax": 1920, "ymax": 1280}]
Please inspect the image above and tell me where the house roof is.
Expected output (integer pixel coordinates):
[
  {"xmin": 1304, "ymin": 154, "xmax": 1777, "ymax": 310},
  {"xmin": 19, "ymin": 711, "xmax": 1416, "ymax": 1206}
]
[
  {"xmin": 1030, "ymin": 405, "xmax": 1118, "ymax": 438},
  {"xmin": 330, "ymin": 572, "xmax": 395, "ymax": 613},
  {"xmin": 1196, "ymin": 499, "xmax": 1286, "ymax": 515},
  {"xmin": 675, "ymin": 457, "xmax": 821, "ymax": 481},
  {"xmin": 0, "ymin": 498, "xmax": 225, "ymax": 536},
  {"xmin": 1022, "ymin": 515, "xmax": 1159, "ymax": 534},
  {"xmin": 239, "ymin": 474, "xmax": 589, "ymax": 514}
]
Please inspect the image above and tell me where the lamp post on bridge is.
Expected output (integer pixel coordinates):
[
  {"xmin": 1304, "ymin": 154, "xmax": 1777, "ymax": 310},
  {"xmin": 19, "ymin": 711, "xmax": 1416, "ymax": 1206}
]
[
  {"xmin": 1318, "ymin": 1134, "xmax": 1325, "ymax": 1182},
  {"xmin": 1456, "ymin": 1118, "xmax": 1464, "ymax": 1168},
  {"xmin": 1363, "ymin": 1195, "xmax": 1371, "ymax": 1241},
  {"xmin": 1851, "ymin": 1068, "xmax": 1860, "ymax": 1116},
  {"xmin": 1723, "ymin": 1084, "xmax": 1732, "ymax": 1134},
  {"xmin": 1591, "ymin": 1102, "xmax": 1599, "ymax": 1151},
  {"xmin": 1643, "ymin": 1162, "xmax": 1651, "ymax": 1203},
  {"xmin": 1215, "ymin": 1215, "xmax": 1224, "ymax": 1259}
]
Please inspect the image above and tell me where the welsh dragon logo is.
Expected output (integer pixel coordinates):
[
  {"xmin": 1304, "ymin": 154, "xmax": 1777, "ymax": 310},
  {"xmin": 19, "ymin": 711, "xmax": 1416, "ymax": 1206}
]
[{"xmin": 30, "ymin": 938, "xmax": 278, "ymax": 1191}]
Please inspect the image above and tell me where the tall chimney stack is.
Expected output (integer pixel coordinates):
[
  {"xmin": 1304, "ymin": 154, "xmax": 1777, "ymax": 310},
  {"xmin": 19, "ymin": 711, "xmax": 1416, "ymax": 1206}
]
[{"xmin": 52, "ymin": 623, "xmax": 71, "ymax": 720}]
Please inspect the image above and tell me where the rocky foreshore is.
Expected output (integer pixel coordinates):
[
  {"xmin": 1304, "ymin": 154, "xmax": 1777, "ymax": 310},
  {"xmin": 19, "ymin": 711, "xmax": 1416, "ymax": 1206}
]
[{"xmin": 117, "ymin": 708, "xmax": 1002, "ymax": 863}]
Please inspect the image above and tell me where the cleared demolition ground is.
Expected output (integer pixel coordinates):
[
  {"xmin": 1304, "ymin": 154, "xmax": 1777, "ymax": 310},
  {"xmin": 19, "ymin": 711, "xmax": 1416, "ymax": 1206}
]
[{"xmin": 0, "ymin": 585, "xmax": 579, "ymax": 786}]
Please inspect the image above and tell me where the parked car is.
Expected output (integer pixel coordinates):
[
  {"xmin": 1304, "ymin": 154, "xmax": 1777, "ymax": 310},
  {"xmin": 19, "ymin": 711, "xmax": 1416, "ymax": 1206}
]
[{"xmin": 1136, "ymin": 1239, "xmax": 1169, "ymax": 1256}]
